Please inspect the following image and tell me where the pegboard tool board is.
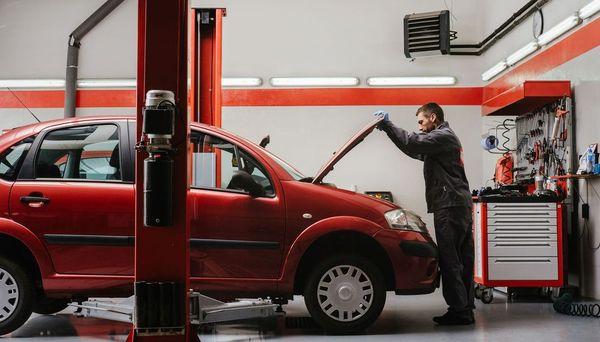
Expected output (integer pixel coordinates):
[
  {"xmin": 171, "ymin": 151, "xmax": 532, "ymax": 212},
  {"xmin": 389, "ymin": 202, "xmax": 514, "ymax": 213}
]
[{"xmin": 514, "ymin": 96, "xmax": 574, "ymax": 183}]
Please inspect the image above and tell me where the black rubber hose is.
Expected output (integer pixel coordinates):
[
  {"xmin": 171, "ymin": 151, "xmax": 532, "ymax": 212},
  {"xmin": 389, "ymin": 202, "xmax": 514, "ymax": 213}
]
[{"xmin": 553, "ymin": 293, "xmax": 600, "ymax": 318}]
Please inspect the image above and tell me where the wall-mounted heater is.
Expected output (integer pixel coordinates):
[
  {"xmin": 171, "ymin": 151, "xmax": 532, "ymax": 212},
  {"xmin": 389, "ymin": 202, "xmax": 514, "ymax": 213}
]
[{"xmin": 403, "ymin": 10, "xmax": 451, "ymax": 58}]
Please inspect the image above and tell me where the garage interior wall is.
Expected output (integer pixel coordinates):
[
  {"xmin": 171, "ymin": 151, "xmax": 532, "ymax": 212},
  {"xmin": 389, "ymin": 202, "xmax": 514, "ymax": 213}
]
[
  {"xmin": 480, "ymin": 0, "xmax": 600, "ymax": 299},
  {"xmin": 0, "ymin": 0, "xmax": 598, "ymax": 299}
]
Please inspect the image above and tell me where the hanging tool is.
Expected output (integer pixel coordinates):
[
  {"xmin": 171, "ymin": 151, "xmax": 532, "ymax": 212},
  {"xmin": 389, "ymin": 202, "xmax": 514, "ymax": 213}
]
[{"xmin": 552, "ymin": 96, "xmax": 569, "ymax": 145}]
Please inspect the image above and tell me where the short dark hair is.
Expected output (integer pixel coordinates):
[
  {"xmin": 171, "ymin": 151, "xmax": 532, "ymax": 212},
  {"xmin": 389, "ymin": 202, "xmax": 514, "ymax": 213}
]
[{"xmin": 416, "ymin": 102, "xmax": 444, "ymax": 123}]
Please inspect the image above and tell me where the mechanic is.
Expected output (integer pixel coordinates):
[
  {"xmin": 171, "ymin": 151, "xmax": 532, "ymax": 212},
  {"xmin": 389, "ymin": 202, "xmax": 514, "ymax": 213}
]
[{"xmin": 373, "ymin": 103, "xmax": 475, "ymax": 325}]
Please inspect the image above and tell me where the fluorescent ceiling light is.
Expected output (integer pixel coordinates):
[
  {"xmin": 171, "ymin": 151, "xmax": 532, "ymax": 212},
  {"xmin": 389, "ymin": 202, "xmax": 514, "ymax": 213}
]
[
  {"xmin": 481, "ymin": 61, "xmax": 508, "ymax": 82},
  {"xmin": 222, "ymin": 77, "xmax": 262, "ymax": 87},
  {"xmin": 579, "ymin": 0, "xmax": 600, "ymax": 19},
  {"xmin": 506, "ymin": 41, "xmax": 539, "ymax": 66},
  {"xmin": 270, "ymin": 77, "xmax": 359, "ymax": 87},
  {"xmin": 0, "ymin": 79, "xmax": 65, "ymax": 88},
  {"xmin": 366, "ymin": 76, "xmax": 456, "ymax": 86},
  {"xmin": 537, "ymin": 15, "xmax": 581, "ymax": 46},
  {"xmin": 77, "ymin": 79, "xmax": 136, "ymax": 88}
]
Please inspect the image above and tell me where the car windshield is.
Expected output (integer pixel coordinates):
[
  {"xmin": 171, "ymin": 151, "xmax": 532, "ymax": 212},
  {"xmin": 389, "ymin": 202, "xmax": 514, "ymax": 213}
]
[
  {"xmin": 238, "ymin": 137, "xmax": 306, "ymax": 181},
  {"xmin": 261, "ymin": 148, "xmax": 306, "ymax": 181}
]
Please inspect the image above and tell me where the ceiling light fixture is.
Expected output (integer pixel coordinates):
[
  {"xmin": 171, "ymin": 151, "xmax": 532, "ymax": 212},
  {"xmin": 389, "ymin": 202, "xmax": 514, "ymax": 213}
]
[
  {"xmin": 0, "ymin": 79, "xmax": 65, "ymax": 88},
  {"xmin": 76, "ymin": 79, "xmax": 136, "ymax": 88},
  {"xmin": 579, "ymin": 0, "xmax": 600, "ymax": 19},
  {"xmin": 505, "ymin": 41, "xmax": 540, "ymax": 66},
  {"xmin": 270, "ymin": 77, "xmax": 359, "ymax": 87},
  {"xmin": 222, "ymin": 77, "xmax": 262, "ymax": 87},
  {"xmin": 481, "ymin": 61, "xmax": 508, "ymax": 82},
  {"xmin": 366, "ymin": 76, "xmax": 456, "ymax": 86},
  {"xmin": 537, "ymin": 14, "xmax": 581, "ymax": 46}
]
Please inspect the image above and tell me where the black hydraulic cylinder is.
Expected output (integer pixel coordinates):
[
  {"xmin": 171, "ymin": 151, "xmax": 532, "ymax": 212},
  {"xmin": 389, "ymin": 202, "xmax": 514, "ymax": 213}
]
[{"xmin": 144, "ymin": 153, "xmax": 173, "ymax": 227}]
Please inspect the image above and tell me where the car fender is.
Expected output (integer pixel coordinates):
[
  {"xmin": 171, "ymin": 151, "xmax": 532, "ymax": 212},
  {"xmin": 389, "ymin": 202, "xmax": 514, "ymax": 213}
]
[
  {"xmin": 278, "ymin": 216, "xmax": 383, "ymax": 293},
  {"xmin": 0, "ymin": 218, "xmax": 55, "ymax": 278}
]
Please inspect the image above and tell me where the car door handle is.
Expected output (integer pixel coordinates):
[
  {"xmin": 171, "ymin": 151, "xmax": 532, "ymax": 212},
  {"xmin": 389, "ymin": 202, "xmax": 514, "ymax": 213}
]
[{"xmin": 20, "ymin": 195, "xmax": 50, "ymax": 207}]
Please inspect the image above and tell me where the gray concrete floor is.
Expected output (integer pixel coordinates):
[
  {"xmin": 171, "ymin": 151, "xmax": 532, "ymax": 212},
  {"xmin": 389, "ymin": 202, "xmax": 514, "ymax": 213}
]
[{"xmin": 4, "ymin": 291, "xmax": 599, "ymax": 341}]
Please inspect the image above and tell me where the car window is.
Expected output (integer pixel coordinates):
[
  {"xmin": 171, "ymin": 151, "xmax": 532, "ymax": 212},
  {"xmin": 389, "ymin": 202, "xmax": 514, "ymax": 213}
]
[
  {"xmin": 0, "ymin": 136, "xmax": 35, "ymax": 181},
  {"xmin": 35, "ymin": 125, "xmax": 121, "ymax": 181},
  {"xmin": 191, "ymin": 132, "xmax": 274, "ymax": 196}
]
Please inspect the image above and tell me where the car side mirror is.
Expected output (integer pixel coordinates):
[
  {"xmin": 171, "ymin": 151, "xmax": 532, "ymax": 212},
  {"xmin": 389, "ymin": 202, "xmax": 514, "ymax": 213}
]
[{"xmin": 227, "ymin": 170, "xmax": 266, "ymax": 197}]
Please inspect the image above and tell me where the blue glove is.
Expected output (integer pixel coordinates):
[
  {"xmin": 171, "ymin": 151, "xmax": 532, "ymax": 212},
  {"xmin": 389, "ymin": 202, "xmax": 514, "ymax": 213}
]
[{"xmin": 373, "ymin": 110, "xmax": 390, "ymax": 130}]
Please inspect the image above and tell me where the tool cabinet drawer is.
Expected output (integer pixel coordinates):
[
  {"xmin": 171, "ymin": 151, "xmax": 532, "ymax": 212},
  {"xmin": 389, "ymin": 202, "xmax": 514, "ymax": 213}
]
[
  {"xmin": 488, "ymin": 257, "xmax": 558, "ymax": 280},
  {"xmin": 487, "ymin": 225, "xmax": 556, "ymax": 234},
  {"xmin": 487, "ymin": 217, "xmax": 557, "ymax": 226},
  {"xmin": 487, "ymin": 203, "xmax": 556, "ymax": 211},
  {"xmin": 488, "ymin": 233, "xmax": 556, "ymax": 242},
  {"xmin": 488, "ymin": 241, "xmax": 557, "ymax": 257},
  {"xmin": 487, "ymin": 210, "xmax": 556, "ymax": 218}
]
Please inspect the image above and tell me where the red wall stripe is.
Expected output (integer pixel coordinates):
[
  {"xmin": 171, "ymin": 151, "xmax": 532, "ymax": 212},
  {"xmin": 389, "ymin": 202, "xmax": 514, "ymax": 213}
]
[
  {"xmin": 0, "ymin": 87, "xmax": 482, "ymax": 108},
  {"xmin": 0, "ymin": 90, "xmax": 136, "ymax": 108},
  {"xmin": 222, "ymin": 87, "xmax": 483, "ymax": 106}
]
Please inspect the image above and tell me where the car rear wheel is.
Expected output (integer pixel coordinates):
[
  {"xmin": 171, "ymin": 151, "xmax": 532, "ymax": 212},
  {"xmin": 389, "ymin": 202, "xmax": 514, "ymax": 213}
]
[
  {"xmin": 0, "ymin": 256, "xmax": 34, "ymax": 336},
  {"xmin": 304, "ymin": 254, "xmax": 386, "ymax": 334}
]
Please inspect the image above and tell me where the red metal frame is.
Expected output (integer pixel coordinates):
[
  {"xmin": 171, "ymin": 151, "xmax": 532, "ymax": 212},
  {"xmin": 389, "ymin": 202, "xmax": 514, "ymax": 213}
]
[
  {"xmin": 197, "ymin": 9, "xmax": 224, "ymax": 126},
  {"xmin": 475, "ymin": 203, "xmax": 564, "ymax": 288}
]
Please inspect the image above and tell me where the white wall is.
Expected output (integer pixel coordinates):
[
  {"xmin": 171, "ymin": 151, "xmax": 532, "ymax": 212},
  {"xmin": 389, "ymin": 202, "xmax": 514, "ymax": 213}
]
[
  {"xmin": 1, "ymin": 0, "xmax": 487, "ymax": 85},
  {"xmin": 223, "ymin": 105, "xmax": 482, "ymax": 229},
  {"xmin": 0, "ymin": 0, "xmax": 137, "ymax": 79}
]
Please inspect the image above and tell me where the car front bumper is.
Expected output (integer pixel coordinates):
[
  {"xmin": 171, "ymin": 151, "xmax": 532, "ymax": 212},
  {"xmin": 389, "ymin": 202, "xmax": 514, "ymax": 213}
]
[{"xmin": 373, "ymin": 229, "xmax": 439, "ymax": 294}]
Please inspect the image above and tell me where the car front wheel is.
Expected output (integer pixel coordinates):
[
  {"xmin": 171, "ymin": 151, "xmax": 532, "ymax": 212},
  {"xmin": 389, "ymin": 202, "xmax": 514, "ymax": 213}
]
[
  {"xmin": 0, "ymin": 256, "xmax": 34, "ymax": 336},
  {"xmin": 304, "ymin": 254, "xmax": 386, "ymax": 334}
]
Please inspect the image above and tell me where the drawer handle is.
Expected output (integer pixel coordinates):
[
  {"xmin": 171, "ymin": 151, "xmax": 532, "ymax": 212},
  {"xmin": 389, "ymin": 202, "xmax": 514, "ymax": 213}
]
[
  {"xmin": 493, "ymin": 228, "xmax": 551, "ymax": 231},
  {"xmin": 492, "ymin": 213, "xmax": 551, "ymax": 216},
  {"xmin": 494, "ymin": 236, "xmax": 551, "ymax": 240},
  {"xmin": 494, "ymin": 243, "xmax": 551, "ymax": 247},
  {"xmin": 495, "ymin": 259, "xmax": 552, "ymax": 263},
  {"xmin": 492, "ymin": 220, "xmax": 551, "ymax": 223}
]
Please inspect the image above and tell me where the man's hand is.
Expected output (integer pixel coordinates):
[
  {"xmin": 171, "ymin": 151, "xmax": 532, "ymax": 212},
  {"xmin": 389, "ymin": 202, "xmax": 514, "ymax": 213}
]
[{"xmin": 373, "ymin": 110, "xmax": 390, "ymax": 130}]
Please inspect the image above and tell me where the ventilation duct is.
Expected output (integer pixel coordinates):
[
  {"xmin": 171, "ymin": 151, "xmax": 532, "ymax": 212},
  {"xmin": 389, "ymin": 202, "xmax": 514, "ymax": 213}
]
[{"xmin": 403, "ymin": 10, "xmax": 451, "ymax": 58}]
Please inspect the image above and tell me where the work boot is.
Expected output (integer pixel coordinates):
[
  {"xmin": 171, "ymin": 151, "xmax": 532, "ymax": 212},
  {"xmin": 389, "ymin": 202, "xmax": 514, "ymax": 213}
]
[{"xmin": 433, "ymin": 311, "xmax": 474, "ymax": 325}]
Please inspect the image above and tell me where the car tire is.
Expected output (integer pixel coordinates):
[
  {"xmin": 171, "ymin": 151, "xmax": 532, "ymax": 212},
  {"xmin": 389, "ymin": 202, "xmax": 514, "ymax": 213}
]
[
  {"xmin": 304, "ymin": 254, "xmax": 386, "ymax": 334},
  {"xmin": 33, "ymin": 298, "xmax": 69, "ymax": 315},
  {"xmin": 0, "ymin": 256, "xmax": 34, "ymax": 336}
]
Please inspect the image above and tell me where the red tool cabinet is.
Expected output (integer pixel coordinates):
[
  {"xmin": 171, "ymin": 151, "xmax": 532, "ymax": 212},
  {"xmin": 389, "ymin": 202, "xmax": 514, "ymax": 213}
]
[{"xmin": 473, "ymin": 200, "xmax": 566, "ymax": 303}]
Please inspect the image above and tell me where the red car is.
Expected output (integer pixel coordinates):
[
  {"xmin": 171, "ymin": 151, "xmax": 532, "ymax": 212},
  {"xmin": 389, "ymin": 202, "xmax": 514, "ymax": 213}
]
[{"xmin": 0, "ymin": 116, "xmax": 438, "ymax": 335}]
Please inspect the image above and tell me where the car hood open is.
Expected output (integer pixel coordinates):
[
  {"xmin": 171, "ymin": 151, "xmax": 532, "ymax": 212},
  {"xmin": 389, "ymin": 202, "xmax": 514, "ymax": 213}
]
[{"xmin": 312, "ymin": 117, "xmax": 383, "ymax": 184}]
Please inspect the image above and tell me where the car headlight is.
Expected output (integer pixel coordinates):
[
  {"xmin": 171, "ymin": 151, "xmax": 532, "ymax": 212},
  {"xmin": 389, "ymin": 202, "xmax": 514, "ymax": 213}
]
[{"xmin": 384, "ymin": 209, "xmax": 428, "ymax": 234}]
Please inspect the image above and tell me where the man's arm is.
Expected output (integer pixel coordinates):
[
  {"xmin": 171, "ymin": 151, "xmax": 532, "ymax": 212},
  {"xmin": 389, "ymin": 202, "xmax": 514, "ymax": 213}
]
[{"xmin": 380, "ymin": 120, "xmax": 450, "ymax": 158}]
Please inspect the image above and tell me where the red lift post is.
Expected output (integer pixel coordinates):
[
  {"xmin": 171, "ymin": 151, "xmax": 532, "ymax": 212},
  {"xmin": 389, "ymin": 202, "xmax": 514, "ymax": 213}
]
[
  {"xmin": 133, "ymin": 0, "xmax": 193, "ymax": 341},
  {"xmin": 132, "ymin": 2, "xmax": 225, "ymax": 341}
]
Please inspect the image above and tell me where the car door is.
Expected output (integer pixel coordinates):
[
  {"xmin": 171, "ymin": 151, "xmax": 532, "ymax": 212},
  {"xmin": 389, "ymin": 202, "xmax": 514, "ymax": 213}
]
[
  {"xmin": 9, "ymin": 121, "xmax": 135, "ymax": 275},
  {"xmin": 189, "ymin": 131, "xmax": 285, "ymax": 279}
]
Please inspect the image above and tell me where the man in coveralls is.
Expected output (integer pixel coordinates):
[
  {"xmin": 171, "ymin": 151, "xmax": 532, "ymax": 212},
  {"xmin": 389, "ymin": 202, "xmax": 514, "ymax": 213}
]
[{"xmin": 374, "ymin": 103, "xmax": 475, "ymax": 325}]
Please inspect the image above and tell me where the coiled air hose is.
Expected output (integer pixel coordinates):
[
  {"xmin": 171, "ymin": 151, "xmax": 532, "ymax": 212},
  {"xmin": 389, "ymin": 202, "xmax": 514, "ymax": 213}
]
[{"xmin": 553, "ymin": 293, "xmax": 600, "ymax": 318}]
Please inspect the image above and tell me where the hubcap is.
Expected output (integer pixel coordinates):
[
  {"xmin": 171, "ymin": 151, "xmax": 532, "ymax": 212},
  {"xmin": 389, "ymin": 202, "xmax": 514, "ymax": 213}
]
[
  {"xmin": 0, "ymin": 267, "xmax": 19, "ymax": 323},
  {"xmin": 317, "ymin": 265, "xmax": 373, "ymax": 322}
]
